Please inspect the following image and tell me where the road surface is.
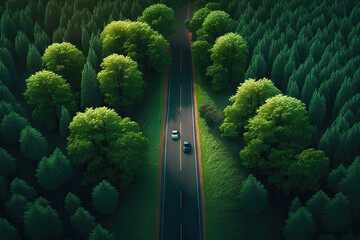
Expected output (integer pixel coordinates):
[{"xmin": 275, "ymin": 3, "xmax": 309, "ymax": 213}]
[{"xmin": 160, "ymin": 3, "xmax": 202, "ymax": 240}]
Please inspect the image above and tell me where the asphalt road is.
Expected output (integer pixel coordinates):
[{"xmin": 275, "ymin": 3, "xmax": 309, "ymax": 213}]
[{"xmin": 160, "ymin": 3, "xmax": 202, "ymax": 240}]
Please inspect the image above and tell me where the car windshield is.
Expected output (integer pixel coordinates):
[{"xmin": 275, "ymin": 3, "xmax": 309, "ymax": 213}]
[{"xmin": 172, "ymin": 130, "xmax": 178, "ymax": 134}]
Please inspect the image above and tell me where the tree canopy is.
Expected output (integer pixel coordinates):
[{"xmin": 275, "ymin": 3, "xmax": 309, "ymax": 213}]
[
  {"xmin": 240, "ymin": 94, "xmax": 313, "ymax": 191},
  {"xmin": 42, "ymin": 42, "xmax": 85, "ymax": 92},
  {"xmin": 220, "ymin": 78, "xmax": 281, "ymax": 137},
  {"xmin": 67, "ymin": 107, "xmax": 148, "ymax": 187},
  {"xmin": 206, "ymin": 32, "xmax": 249, "ymax": 91},
  {"xmin": 138, "ymin": 4, "xmax": 176, "ymax": 39},
  {"xmin": 23, "ymin": 70, "xmax": 77, "ymax": 130},
  {"xmin": 97, "ymin": 54, "xmax": 144, "ymax": 113}
]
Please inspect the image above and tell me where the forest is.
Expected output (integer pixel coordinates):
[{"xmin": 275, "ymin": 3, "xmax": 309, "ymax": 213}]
[{"xmin": 0, "ymin": 0, "xmax": 359, "ymax": 239}]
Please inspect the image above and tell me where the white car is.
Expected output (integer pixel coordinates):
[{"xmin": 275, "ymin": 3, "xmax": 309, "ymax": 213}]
[{"xmin": 171, "ymin": 130, "xmax": 179, "ymax": 140}]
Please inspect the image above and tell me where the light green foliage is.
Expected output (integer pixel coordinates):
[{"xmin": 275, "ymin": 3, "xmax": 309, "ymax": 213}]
[
  {"xmin": 26, "ymin": 44, "xmax": 42, "ymax": 75},
  {"xmin": 206, "ymin": 32, "xmax": 249, "ymax": 91},
  {"xmin": 9, "ymin": 178, "xmax": 36, "ymax": 201},
  {"xmin": 101, "ymin": 20, "xmax": 170, "ymax": 73},
  {"xmin": 92, "ymin": 180, "xmax": 119, "ymax": 214},
  {"xmin": 0, "ymin": 218, "xmax": 19, "ymax": 240},
  {"xmin": 197, "ymin": 10, "xmax": 236, "ymax": 44},
  {"xmin": 15, "ymin": 31, "xmax": 29, "ymax": 67},
  {"xmin": 36, "ymin": 148, "xmax": 72, "ymax": 190},
  {"xmin": 20, "ymin": 126, "xmax": 48, "ymax": 161},
  {"xmin": 286, "ymin": 148, "xmax": 329, "ymax": 193},
  {"xmin": 283, "ymin": 207, "xmax": 316, "ymax": 240},
  {"xmin": 5, "ymin": 194, "xmax": 28, "ymax": 224},
  {"xmin": 289, "ymin": 197, "xmax": 301, "ymax": 214},
  {"xmin": 305, "ymin": 190, "xmax": 330, "ymax": 221},
  {"xmin": 88, "ymin": 224, "xmax": 116, "ymax": 240},
  {"xmin": 240, "ymin": 95, "xmax": 313, "ymax": 191},
  {"xmin": 338, "ymin": 157, "xmax": 360, "ymax": 216},
  {"xmin": 23, "ymin": 70, "xmax": 77, "ymax": 130},
  {"xmin": 70, "ymin": 207, "xmax": 96, "ymax": 236},
  {"xmin": 67, "ymin": 107, "xmax": 148, "ymax": 187},
  {"xmin": 24, "ymin": 201, "xmax": 63, "ymax": 239},
  {"xmin": 322, "ymin": 192, "xmax": 351, "ymax": 232},
  {"xmin": 138, "ymin": 4, "xmax": 176, "ymax": 39},
  {"xmin": 0, "ymin": 148, "xmax": 16, "ymax": 176},
  {"xmin": 0, "ymin": 111, "xmax": 29, "ymax": 145},
  {"xmin": 97, "ymin": 54, "xmax": 144, "ymax": 113},
  {"xmin": 42, "ymin": 42, "xmax": 85, "ymax": 92},
  {"xmin": 220, "ymin": 78, "xmax": 281, "ymax": 137},
  {"xmin": 239, "ymin": 174, "xmax": 268, "ymax": 214},
  {"xmin": 64, "ymin": 192, "xmax": 81, "ymax": 214},
  {"xmin": 59, "ymin": 106, "xmax": 71, "ymax": 138},
  {"xmin": 327, "ymin": 164, "xmax": 347, "ymax": 192},
  {"xmin": 185, "ymin": 6, "xmax": 212, "ymax": 41},
  {"xmin": 192, "ymin": 40, "xmax": 211, "ymax": 73}
]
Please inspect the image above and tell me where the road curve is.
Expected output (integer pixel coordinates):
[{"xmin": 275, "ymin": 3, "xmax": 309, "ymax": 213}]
[{"xmin": 159, "ymin": 3, "xmax": 202, "ymax": 240}]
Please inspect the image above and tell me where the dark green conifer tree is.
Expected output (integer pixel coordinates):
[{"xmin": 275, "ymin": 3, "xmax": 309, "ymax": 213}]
[
  {"xmin": 26, "ymin": 44, "xmax": 42, "ymax": 75},
  {"xmin": 0, "ymin": 10, "xmax": 17, "ymax": 42},
  {"xmin": 332, "ymin": 77, "xmax": 356, "ymax": 120},
  {"xmin": 0, "ymin": 176, "xmax": 8, "ymax": 202},
  {"xmin": 308, "ymin": 90, "xmax": 326, "ymax": 130},
  {"xmin": 244, "ymin": 52, "xmax": 267, "ymax": 80},
  {"xmin": 305, "ymin": 190, "xmax": 330, "ymax": 221},
  {"xmin": 338, "ymin": 157, "xmax": 360, "ymax": 217},
  {"xmin": 271, "ymin": 45, "xmax": 289, "ymax": 91},
  {"xmin": 328, "ymin": 164, "xmax": 347, "ymax": 192},
  {"xmin": 81, "ymin": 27, "xmax": 90, "ymax": 56},
  {"xmin": 92, "ymin": 180, "xmax": 119, "ymax": 215},
  {"xmin": 34, "ymin": 26, "xmax": 51, "ymax": 54},
  {"xmin": 0, "ymin": 218, "xmax": 19, "ymax": 240},
  {"xmin": 0, "ymin": 147, "xmax": 16, "ymax": 176},
  {"xmin": 322, "ymin": 192, "xmax": 351, "ymax": 233},
  {"xmin": 59, "ymin": 106, "xmax": 72, "ymax": 138},
  {"xmin": 289, "ymin": 197, "xmax": 301, "ymax": 214},
  {"xmin": 14, "ymin": 31, "xmax": 29, "ymax": 67},
  {"xmin": 24, "ymin": 202, "xmax": 63, "ymax": 239},
  {"xmin": 44, "ymin": 0, "xmax": 61, "ymax": 36},
  {"xmin": 9, "ymin": 178, "xmax": 36, "ymax": 201},
  {"xmin": 80, "ymin": 62, "xmax": 103, "ymax": 111},
  {"xmin": 0, "ymin": 101, "xmax": 14, "ymax": 121},
  {"xmin": 0, "ymin": 47, "xmax": 17, "ymax": 84},
  {"xmin": 70, "ymin": 207, "xmax": 96, "ymax": 236},
  {"xmin": 0, "ymin": 61, "xmax": 11, "ymax": 88},
  {"xmin": 283, "ymin": 207, "xmax": 316, "ymax": 240},
  {"xmin": 0, "ymin": 112, "xmax": 29, "ymax": 145},
  {"xmin": 19, "ymin": 126, "xmax": 48, "ymax": 161},
  {"xmin": 301, "ymin": 71, "xmax": 319, "ymax": 106},
  {"xmin": 36, "ymin": 148, "xmax": 72, "ymax": 190},
  {"xmin": 64, "ymin": 192, "xmax": 81, "ymax": 214},
  {"xmin": 239, "ymin": 174, "xmax": 268, "ymax": 215},
  {"xmin": 5, "ymin": 194, "xmax": 28, "ymax": 223},
  {"xmin": 88, "ymin": 224, "xmax": 116, "ymax": 240}
]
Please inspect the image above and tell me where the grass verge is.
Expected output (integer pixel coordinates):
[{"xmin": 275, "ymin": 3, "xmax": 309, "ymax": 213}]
[
  {"xmin": 195, "ymin": 70, "xmax": 286, "ymax": 240},
  {"xmin": 102, "ymin": 72, "xmax": 164, "ymax": 240}
]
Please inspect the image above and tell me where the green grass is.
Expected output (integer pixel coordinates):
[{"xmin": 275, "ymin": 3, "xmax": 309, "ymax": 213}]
[
  {"xmin": 102, "ymin": 72, "xmax": 164, "ymax": 240},
  {"xmin": 195, "ymin": 70, "xmax": 285, "ymax": 240}
]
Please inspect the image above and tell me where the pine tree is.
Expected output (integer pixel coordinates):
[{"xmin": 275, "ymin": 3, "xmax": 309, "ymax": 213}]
[
  {"xmin": 81, "ymin": 27, "xmax": 90, "ymax": 56},
  {"xmin": 34, "ymin": 27, "xmax": 51, "ymax": 55},
  {"xmin": 267, "ymin": 38, "xmax": 285, "ymax": 75},
  {"xmin": 5, "ymin": 194, "xmax": 28, "ymax": 223},
  {"xmin": 283, "ymin": 207, "xmax": 316, "ymax": 240},
  {"xmin": 64, "ymin": 192, "xmax": 81, "ymax": 214},
  {"xmin": 0, "ymin": 47, "xmax": 17, "ymax": 85},
  {"xmin": 24, "ymin": 202, "xmax": 63, "ymax": 239},
  {"xmin": 0, "ymin": 218, "xmax": 19, "ymax": 240},
  {"xmin": 36, "ymin": 148, "xmax": 72, "ymax": 190},
  {"xmin": 44, "ymin": 0, "xmax": 61, "ymax": 36},
  {"xmin": 0, "ymin": 112, "xmax": 29, "ymax": 145},
  {"xmin": 92, "ymin": 180, "xmax": 119, "ymax": 215},
  {"xmin": 0, "ymin": 176, "xmax": 9, "ymax": 202},
  {"xmin": 59, "ymin": 106, "xmax": 71, "ymax": 138},
  {"xmin": 271, "ymin": 45, "xmax": 289, "ymax": 91},
  {"xmin": 287, "ymin": 79, "xmax": 299, "ymax": 98},
  {"xmin": 239, "ymin": 174, "xmax": 268, "ymax": 215},
  {"xmin": 70, "ymin": 207, "xmax": 96, "ymax": 236},
  {"xmin": 14, "ymin": 31, "xmax": 29, "ymax": 67},
  {"xmin": 26, "ymin": 44, "xmax": 42, "ymax": 75},
  {"xmin": 9, "ymin": 178, "xmax": 36, "ymax": 201},
  {"xmin": 338, "ymin": 157, "xmax": 360, "ymax": 217},
  {"xmin": 301, "ymin": 71, "xmax": 319, "ymax": 106},
  {"xmin": 322, "ymin": 192, "xmax": 351, "ymax": 233},
  {"xmin": 283, "ymin": 49, "xmax": 295, "ymax": 89},
  {"xmin": 289, "ymin": 197, "xmax": 301, "ymax": 214},
  {"xmin": 309, "ymin": 39, "xmax": 325, "ymax": 63},
  {"xmin": 88, "ymin": 224, "xmax": 116, "ymax": 240},
  {"xmin": 52, "ymin": 27, "xmax": 65, "ymax": 43},
  {"xmin": 0, "ymin": 10, "xmax": 17, "ymax": 42},
  {"xmin": 305, "ymin": 190, "xmax": 330, "ymax": 221},
  {"xmin": 33, "ymin": 196, "xmax": 50, "ymax": 208},
  {"xmin": 0, "ymin": 147, "xmax": 15, "ymax": 176},
  {"xmin": 19, "ymin": 126, "xmax": 49, "ymax": 161},
  {"xmin": 328, "ymin": 164, "xmax": 347, "ymax": 192},
  {"xmin": 244, "ymin": 52, "xmax": 267, "ymax": 80},
  {"xmin": 0, "ymin": 61, "xmax": 11, "ymax": 88},
  {"xmin": 332, "ymin": 77, "xmax": 356, "ymax": 120},
  {"xmin": 80, "ymin": 61, "xmax": 103, "ymax": 111},
  {"xmin": 308, "ymin": 90, "xmax": 326, "ymax": 130},
  {"xmin": 318, "ymin": 234, "xmax": 337, "ymax": 240}
]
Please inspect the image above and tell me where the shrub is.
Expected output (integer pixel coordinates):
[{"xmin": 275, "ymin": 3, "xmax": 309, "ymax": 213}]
[{"xmin": 199, "ymin": 101, "xmax": 224, "ymax": 127}]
